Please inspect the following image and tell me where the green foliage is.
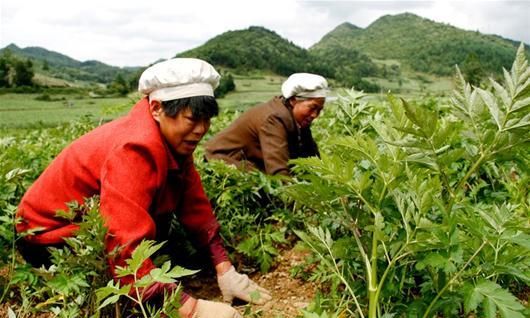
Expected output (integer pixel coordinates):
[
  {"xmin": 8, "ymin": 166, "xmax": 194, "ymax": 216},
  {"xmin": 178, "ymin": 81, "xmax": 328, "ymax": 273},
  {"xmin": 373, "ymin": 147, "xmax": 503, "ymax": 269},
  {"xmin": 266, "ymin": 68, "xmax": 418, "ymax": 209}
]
[
  {"xmin": 0, "ymin": 51, "xmax": 35, "ymax": 88},
  {"xmin": 312, "ymin": 13, "xmax": 529, "ymax": 77},
  {"xmin": 461, "ymin": 52, "xmax": 485, "ymax": 86},
  {"xmin": 0, "ymin": 42, "xmax": 528, "ymax": 318},
  {"xmin": 462, "ymin": 280, "xmax": 526, "ymax": 318},
  {"xmin": 287, "ymin": 45, "xmax": 529, "ymax": 317},
  {"xmin": 96, "ymin": 240, "xmax": 197, "ymax": 318},
  {"xmin": 237, "ymin": 224, "xmax": 287, "ymax": 273},
  {"xmin": 178, "ymin": 26, "xmax": 332, "ymax": 77},
  {"xmin": 308, "ymin": 25, "xmax": 380, "ymax": 92},
  {"xmin": 0, "ymin": 44, "xmax": 141, "ymax": 85},
  {"xmin": 0, "ymin": 55, "xmax": 10, "ymax": 87},
  {"xmin": 197, "ymin": 159, "xmax": 293, "ymax": 272},
  {"xmin": 215, "ymin": 72, "xmax": 236, "ymax": 98},
  {"xmin": 2, "ymin": 197, "xmax": 110, "ymax": 317},
  {"xmin": 107, "ymin": 73, "xmax": 130, "ymax": 96},
  {"xmin": 13, "ymin": 59, "xmax": 35, "ymax": 87}
]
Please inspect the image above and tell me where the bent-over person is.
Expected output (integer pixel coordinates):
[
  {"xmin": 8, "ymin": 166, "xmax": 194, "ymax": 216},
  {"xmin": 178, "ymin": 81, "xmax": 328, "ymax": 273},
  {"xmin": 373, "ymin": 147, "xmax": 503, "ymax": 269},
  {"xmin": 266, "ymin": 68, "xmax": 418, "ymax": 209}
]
[
  {"xmin": 205, "ymin": 73, "xmax": 328, "ymax": 175},
  {"xmin": 16, "ymin": 58, "xmax": 271, "ymax": 318}
]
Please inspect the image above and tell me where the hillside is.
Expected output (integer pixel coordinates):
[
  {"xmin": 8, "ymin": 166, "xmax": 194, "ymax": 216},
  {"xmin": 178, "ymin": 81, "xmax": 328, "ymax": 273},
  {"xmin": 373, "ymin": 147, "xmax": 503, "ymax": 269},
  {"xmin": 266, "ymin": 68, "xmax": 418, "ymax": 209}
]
[
  {"xmin": 307, "ymin": 22, "xmax": 380, "ymax": 91},
  {"xmin": 0, "ymin": 44, "xmax": 140, "ymax": 85},
  {"xmin": 311, "ymin": 12, "xmax": 530, "ymax": 76},
  {"xmin": 177, "ymin": 26, "xmax": 330, "ymax": 77},
  {"xmin": 177, "ymin": 26, "xmax": 382, "ymax": 91}
]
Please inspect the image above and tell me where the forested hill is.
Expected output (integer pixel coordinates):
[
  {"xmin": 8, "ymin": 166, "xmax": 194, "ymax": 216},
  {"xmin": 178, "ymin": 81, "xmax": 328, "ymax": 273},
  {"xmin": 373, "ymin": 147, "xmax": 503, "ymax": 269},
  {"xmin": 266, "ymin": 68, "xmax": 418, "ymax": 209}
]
[
  {"xmin": 311, "ymin": 12, "xmax": 530, "ymax": 76},
  {"xmin": 176, "ymin": 26, "xmax": 379, "ymax": 91},
  {"xmin": 176, "ymin": 26, "xmax": 330, "ymax": 77},
  {"xmin": 307, "ymin": 22, "xmax": 380, "ymax": 91},
  {"xmin": 0, "ymin": 44, "xmax": 140, "ymax": 84}
]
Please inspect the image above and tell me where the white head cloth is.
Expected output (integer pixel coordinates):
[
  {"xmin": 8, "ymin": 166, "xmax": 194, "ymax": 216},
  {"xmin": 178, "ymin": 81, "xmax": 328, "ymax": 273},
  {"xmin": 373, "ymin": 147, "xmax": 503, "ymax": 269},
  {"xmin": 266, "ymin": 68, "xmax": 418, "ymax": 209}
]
[
  {"xmin": 281, "ymin": 73, "xmax": 328, "ymax": 99},
  {"xmin": 138, "ymin": 58, "xmax": 220, "ymax": 101}
]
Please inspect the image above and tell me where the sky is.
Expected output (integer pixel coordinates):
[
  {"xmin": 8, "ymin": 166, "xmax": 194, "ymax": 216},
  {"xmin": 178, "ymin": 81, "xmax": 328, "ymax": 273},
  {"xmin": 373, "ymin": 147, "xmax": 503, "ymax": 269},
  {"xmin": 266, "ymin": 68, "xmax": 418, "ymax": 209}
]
[{"xmin": 1, "ymin": 0, "xmax": 529, "ymax": 67}]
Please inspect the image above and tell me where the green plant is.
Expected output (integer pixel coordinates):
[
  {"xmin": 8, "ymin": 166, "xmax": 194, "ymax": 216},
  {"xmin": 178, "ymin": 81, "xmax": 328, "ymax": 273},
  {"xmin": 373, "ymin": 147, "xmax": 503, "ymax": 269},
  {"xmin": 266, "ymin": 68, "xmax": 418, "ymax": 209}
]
[
  {"xmin": 95, "ymin": 240, "xmax": 198, "ymax": 318},
  {"xmin": 3, "ymin": 197, "xmax": 109, "ymax": 317},
  {"xmin": 237, "ymin": 223, "xmax": 287, "ymax": 273},
  {"xmin": 286, "ymin": 44, "xmax": 529, "ymax": 317},
  {"xmin": 197, "ymin": 159, "xmax": 293, "ymax": 272}
]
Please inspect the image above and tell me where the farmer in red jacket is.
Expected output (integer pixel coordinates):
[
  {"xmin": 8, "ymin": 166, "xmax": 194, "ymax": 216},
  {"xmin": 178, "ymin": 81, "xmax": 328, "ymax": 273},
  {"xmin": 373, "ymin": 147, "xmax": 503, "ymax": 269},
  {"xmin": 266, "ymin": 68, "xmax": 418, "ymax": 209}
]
[{"xmin": 16, "ymin": 58, "xmax": 270, "ymax": 318}]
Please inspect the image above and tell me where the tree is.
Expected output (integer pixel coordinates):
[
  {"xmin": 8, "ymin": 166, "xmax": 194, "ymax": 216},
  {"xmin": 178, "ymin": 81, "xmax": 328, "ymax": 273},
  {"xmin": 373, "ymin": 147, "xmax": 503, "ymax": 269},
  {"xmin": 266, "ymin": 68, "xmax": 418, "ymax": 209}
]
[
  {"xmin": 0, "ymin": 57, "xmax": 10, "ymax": 87},
  {"xmin": 108, "ymin": 73, "xmax": 130, "ymax": 96},
  {"xmin": 13, "ymin": 59, "xmax": 34, "ymax": 87},
  {"xmin": 461, "ymin": 52, "xmax": 485, "ymax": 87},
  {"xmin": 215, "ymin": 72, "xmax": 236, "ymax": 98}
]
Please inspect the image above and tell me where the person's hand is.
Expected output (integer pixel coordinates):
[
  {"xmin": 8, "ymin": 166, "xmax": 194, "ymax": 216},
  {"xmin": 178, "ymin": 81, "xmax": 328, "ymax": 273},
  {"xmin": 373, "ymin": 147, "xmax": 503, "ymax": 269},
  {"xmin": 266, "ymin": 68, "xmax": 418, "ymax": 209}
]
[
  {"xmin": 217, "ymin": 266, "xmax": 272, "ymax": 304},
  {"xmin": 192, "ymin": 299, "xmax": 242, "ymax": 318}
]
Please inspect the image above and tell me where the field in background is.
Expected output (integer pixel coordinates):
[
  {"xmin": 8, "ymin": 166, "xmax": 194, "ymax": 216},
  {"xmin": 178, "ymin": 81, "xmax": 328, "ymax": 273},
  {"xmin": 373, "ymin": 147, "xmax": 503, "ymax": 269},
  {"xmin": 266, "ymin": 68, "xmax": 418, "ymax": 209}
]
[
  {"xmin": 0, "ymin": 94, "xmax": 132, "ymax": 129},
  {"xmin": 0, "ymin": 72, "xmax": 453, "ymax": 130}
]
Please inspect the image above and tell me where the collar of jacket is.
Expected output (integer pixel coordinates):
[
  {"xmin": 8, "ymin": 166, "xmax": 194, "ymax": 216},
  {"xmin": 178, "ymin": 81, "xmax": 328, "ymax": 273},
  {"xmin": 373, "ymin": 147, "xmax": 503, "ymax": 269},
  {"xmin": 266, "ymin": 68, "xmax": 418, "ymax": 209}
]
[{"xmin": 279, "ymin": 96, "xmax": 302, "ymax": 132}]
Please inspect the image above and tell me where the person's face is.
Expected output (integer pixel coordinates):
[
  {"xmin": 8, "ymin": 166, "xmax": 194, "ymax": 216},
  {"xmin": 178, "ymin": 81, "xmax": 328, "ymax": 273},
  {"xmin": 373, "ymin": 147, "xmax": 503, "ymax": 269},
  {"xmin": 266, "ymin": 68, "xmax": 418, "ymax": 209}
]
[
  {"xmin": 150, "ymin": 101, "xmax": 210, "ymax": 157},
  {"xmin": 290, "ymin": 97, "xmax": 325, "ymax": 128}
]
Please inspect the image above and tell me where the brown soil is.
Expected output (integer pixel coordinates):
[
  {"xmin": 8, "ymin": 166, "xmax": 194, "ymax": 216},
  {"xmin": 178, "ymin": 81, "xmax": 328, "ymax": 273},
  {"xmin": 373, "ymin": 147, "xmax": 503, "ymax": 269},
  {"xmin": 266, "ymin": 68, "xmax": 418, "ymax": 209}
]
[{"xmin": 186, "ymin": 247, "xmax": 318, "ymax": 318}]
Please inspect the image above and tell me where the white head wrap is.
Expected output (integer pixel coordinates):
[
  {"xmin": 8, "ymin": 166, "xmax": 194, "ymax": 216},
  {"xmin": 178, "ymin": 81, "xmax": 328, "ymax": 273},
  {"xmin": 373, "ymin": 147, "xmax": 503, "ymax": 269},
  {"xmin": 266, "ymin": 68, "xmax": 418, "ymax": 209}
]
[
  {"xmin": 138, "ymin": 58, "xmax": 220, "ymax": 101},
  {"xmin": 281, "ymin": 73, "xmax": 328, "ymax": 99}
]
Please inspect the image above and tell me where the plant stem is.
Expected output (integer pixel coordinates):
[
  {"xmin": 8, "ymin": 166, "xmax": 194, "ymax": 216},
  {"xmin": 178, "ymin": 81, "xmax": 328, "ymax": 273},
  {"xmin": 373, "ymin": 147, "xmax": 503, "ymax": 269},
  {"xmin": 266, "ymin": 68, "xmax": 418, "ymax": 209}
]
[
  {"xmin": 368, "ymin": 228, "xmax": 378, "ymax": 318},
  {"xmin": 133, "ymin": 272, "xmax": 149, "ymax": 318},
  {"xmin": 446, "ymin": 153, "xmax": 487, "ymax": 213},
  {"xmin": 322, "ymin": 237, "xmax": 366, "ymax": 318},
  {"xmin": 340, "ymin": 200, "xmax": 368, "ymax": 317},
  {"xmin": 422, "ymin": 240, "xmax": 487, "ymax": 318}
]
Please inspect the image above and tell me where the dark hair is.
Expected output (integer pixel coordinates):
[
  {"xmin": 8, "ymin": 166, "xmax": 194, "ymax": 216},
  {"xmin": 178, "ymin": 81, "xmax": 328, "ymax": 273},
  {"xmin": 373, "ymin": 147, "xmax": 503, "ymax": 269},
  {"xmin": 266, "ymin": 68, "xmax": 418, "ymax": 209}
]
[{"xmin": 161, "ymin": 96, "xmax": 219, "ymax": 119}]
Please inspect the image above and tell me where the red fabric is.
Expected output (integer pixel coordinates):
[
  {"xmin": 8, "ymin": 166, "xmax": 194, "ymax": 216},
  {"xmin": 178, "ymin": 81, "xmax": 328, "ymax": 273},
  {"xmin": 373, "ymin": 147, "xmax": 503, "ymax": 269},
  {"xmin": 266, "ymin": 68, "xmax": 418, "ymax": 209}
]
[
  {"xmin": 17, "ymin": 98, "xmax": 223, "ymax": 286},
  {"xmin": 208, "ymin": 235, "xmax": 229, "ymax": 266}
]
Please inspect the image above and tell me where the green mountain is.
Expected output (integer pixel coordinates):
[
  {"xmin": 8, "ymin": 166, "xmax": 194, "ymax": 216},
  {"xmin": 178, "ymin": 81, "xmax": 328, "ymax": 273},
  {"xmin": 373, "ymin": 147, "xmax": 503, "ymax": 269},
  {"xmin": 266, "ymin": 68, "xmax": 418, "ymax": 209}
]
[
  {"xmin": 0, "ymin": 44, "xmax": 140, "ymax": 85},
  {"xmin": 177, "ymin": 25, "xmax": 381, "ymax": 91},
  {"xmin": 3, "ymin": 13, "xmax": 529, "ymax": 91},
  {"xmin": 177, "ymin": 26, "xmax": 331, "ymax": 77},
  {"xmin": 307, "ymin": 22, "xmax": 380, "ymax": 90},
  {"xmin": 311, "ymin": 12, "xmax": 530, "ymax": 76}
]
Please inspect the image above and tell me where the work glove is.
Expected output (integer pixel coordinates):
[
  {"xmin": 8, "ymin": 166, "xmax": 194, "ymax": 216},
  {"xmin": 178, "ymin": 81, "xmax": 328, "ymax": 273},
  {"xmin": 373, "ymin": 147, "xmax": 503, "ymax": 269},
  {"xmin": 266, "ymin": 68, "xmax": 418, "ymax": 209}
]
[
  {"xmin": 217, "ymin": 266, "xmax": 272, "ymax": 304},
  {"xmin": 192, "ymin": 299, "xmax": 242, "ymax": 318}
]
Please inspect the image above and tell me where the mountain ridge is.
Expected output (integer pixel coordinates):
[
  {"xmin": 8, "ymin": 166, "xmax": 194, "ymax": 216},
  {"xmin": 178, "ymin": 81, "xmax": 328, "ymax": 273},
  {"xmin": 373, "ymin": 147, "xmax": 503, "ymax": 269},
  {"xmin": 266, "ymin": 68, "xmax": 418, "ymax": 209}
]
[
  {"xmin": 311, "ymin": 12, "xmax": 529, "ymax": 76},
  {"xmin": 2, "ymin": 12, "xmax": 529, "ymax": 89}
]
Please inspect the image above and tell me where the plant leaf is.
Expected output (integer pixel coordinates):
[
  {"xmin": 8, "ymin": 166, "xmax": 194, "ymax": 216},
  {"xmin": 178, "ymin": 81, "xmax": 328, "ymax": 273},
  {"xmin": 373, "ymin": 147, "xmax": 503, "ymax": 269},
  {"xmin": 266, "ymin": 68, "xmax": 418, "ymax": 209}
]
[{"xmin": 478, "ymin": 89, "xmax": 503, "ymax": 130}]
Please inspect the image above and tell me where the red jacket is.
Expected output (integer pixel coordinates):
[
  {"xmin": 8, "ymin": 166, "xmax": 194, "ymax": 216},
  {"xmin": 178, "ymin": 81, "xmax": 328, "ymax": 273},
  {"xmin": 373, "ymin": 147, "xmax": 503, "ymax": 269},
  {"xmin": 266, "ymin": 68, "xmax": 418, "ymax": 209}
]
[{"xmin": 17, "ymin": 98, "xmax": 225, "ymax": 283}]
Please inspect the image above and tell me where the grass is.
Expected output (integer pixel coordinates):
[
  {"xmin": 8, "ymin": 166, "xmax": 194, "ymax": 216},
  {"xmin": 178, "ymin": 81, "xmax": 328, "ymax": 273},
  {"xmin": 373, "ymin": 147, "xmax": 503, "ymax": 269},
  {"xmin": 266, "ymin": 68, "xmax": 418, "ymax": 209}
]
[
  {"xmin": 0, "ymin": 93, "xmax": 133, "ymax": 128},
  {"xmin": 218, "ymin": 74, "xmax": 285, "ymax": 111}
]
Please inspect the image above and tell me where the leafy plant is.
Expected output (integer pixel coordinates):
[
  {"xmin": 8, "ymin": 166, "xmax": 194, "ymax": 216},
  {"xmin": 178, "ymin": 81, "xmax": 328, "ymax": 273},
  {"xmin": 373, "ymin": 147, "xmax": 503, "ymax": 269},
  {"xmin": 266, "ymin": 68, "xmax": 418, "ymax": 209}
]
[
  {"xmin": 197, "ymin": 159, "xmax": 293, "ymax": 272},
  {"xmin": 287, "ymin": 44, "xmax": 529, "ymax": 317},
  {"xmin": 4, "ymin": 197, "xmax": 110, "ymax": 317},
  {"xmin": 95, "ymin": 240, "xmax": 198, "ymax": 318}
]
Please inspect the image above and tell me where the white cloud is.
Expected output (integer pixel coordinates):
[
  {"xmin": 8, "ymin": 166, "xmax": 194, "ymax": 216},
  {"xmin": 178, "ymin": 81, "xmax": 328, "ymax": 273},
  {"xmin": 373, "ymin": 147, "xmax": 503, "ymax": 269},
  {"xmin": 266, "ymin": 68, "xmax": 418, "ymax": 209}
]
[{"xmin": 1, "ymin": 0, "xmax": 528, "ymax": 67}]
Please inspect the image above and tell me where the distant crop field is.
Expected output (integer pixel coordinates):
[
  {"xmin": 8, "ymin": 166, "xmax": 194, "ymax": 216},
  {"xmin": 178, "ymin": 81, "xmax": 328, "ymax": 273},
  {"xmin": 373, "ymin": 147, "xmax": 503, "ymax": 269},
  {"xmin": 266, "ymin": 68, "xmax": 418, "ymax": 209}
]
[
  {"xmin": 0, "ymin": 75, "xmax": 287, "ymax": 129},
  {"xmin": 0, "ymin": 73, "xmax": 441, "ymax": 130},
  {"xmin": 0, "ymin": 93, "xmax": 132, "ymax": 128},
  {"xmin": 218, "ymin": 74, "xmax": 285, "ymax": 111}
]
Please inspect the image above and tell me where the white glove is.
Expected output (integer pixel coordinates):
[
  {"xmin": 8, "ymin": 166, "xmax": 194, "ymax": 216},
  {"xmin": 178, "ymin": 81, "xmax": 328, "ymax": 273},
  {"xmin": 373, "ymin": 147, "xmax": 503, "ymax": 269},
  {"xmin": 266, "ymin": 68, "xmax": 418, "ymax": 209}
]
[
  {"xmin": 217, "ymin": 266, "xmax": 272, "ymax": 304},
  {"xmin": 192, "ymin": 299, "xmax": 242, "ymax": 318}
]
